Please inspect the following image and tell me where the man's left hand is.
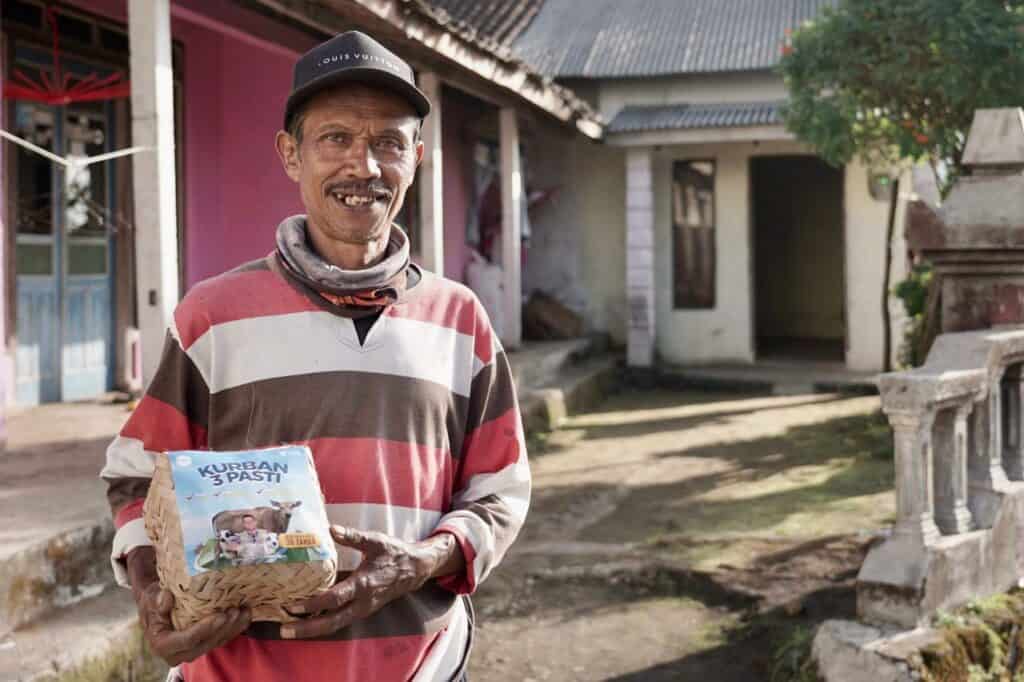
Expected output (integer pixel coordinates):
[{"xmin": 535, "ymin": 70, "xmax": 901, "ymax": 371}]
[{"xmin": 281, "ymin": 525, "xmax": 464, "ymax": 639}]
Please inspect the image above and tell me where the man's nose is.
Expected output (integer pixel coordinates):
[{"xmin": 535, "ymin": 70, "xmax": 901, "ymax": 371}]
[{"xmin": 344, "ymin": 139, "xmax": 382, "ymax": 180}]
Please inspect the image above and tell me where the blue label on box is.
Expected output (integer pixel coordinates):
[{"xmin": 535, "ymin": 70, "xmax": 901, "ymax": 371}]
[{"xmin": 168, "ymin": 446, "xmax": 336, "ymax": 576}]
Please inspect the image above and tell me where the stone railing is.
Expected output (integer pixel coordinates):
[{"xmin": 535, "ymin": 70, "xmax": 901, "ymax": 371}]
[{"xmin": 859, "ymin": 328, "xmax": 1024, "ymax": 628}]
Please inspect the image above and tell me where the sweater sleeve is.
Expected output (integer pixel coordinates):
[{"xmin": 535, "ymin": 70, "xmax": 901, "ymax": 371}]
[
  {"xmin": 432, "ymin": 303, "xmax": 531, "ymax": 594},
  {"xmin": 100, "ymin": 321, "xmax": 210, "ymax": 587}
]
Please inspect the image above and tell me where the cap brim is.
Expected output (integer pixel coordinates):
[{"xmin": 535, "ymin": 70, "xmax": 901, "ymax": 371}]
[{"xmin": 283, "ymin": 66, "xmax": 431, "ymax": 130}]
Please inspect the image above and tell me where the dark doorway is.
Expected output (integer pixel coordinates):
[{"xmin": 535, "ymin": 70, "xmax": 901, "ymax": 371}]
[{"xmin": 751, "ymin": 156, "xmax": 845, "ymax": 363}]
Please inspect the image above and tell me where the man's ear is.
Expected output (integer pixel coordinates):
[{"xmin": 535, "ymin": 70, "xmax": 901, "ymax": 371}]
[
  {"xmin": 276, "ymin": 130, "xmax": 302, "ymax": 182},
  {"xmin": 414, "ymin": 139, "xmax": 425, "ymax": 167}
]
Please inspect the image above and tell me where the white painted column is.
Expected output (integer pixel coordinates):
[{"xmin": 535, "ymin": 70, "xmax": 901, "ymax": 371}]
[
  {"xmin": 626, "ymin": 148, "xmax": 655, "ymax": 367},
  {"xmin": 499, "ymin": 108, "xmax": 523, "ymax": 350},
  {"xmin": 417, "ymin": 72, "xmax": 444, "ymax": 275},
  {"xmin": 129, "ymin": 0, "xmax": 180, "ymax": 385}
]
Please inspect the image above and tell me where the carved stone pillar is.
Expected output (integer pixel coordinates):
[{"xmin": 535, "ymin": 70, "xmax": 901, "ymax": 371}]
[
  {"xmin": 1002, "ymin": 367, "xmax": 1024, "ymax": 480},
  {"xmin": 889, "ymin": 410, "xmax": 941, "ymax": 544},
  {"xmin": 933, "ymin": 403, "xmax": 975, "ymax": 534}
]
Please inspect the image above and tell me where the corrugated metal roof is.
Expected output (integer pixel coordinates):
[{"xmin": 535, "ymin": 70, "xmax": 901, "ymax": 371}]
[
  {"xmin": 424, "ymin": 0, "xmax": 545, "ymax": 47},
  {"xmin": 608, "ymin": 101, "xmax": 784, "ymax": 133},
  {"xmin": 512, "ymin": 0, "xmax": 837, "ymax": 78}
]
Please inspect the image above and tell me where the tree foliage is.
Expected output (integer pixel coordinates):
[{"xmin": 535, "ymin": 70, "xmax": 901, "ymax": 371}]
[{"xmin": 780, "ymin": 0, "xmax": 1024, "ymax": 193}]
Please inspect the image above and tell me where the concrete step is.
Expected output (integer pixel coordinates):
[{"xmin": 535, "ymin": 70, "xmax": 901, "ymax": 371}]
[
  {"xmin": 0, "ymin": 520, "xmax": 116, "ymax": 634},
  {"xmin": 508, "ymin": 337, "xmax": 601, "ymax": 395},
  {"xmin": 657, "ymin": 362, "xmax": 878, "ymax": 396},
  {"xmin": 0, "ymin": 588, "xmax": 165, "ymax": 682},
  {"xmin": 520, "ymin": 353, "xmax": 621, "ymax": 436}
]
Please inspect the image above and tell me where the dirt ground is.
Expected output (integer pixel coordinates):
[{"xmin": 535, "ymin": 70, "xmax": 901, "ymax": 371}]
[{"xmin": 468, "ymin": 387, "xmax": 894, "ymax": 682}]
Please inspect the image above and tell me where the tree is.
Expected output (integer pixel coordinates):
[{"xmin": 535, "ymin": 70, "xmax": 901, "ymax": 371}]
[{"xmin": 779, "ymin": 0, "xmax": 1024, "ymax": 369}]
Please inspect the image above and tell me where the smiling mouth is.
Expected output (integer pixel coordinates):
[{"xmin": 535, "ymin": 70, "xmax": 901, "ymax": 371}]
[{"xmin": 329, "ymin": 189, "xmax": 390, "ymax": 208}]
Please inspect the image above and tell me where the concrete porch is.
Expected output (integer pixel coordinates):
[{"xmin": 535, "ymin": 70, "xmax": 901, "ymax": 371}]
[{"xmin": 659, "ymin": 360, "xmax": 879, "ymax": 396}]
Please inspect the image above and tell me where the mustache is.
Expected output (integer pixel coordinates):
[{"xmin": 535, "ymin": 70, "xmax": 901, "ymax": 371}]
[{"xmin": 325, "ymin": 181, "xmax": 393, "ymax": 198}]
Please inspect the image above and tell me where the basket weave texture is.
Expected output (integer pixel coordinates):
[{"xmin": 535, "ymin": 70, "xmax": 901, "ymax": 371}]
[{"xmin": 143, "ymin": 453, "xmax": 337, "ymax": 630}]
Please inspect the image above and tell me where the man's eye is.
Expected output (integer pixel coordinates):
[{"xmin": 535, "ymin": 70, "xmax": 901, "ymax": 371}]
[
  {"xmin": 324, "ymin": 133, "xmax": 348, "ymax": 145},
  {"xmin": 375, "ymin": 138, "xmax": 403, "ymax": 151}
]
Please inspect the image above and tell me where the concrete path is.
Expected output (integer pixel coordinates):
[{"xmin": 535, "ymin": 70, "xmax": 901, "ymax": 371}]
[{"xmin": 470, "ymin": 388, "xmax": 894, "ymax": 681}]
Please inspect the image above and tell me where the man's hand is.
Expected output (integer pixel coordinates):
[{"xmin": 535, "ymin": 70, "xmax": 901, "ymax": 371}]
[
  {"xmin": 280, "ymin": 526, "xmax": 464, "ymax": 639},
  {"xmin": 127, "ymin": 547, "xmax": 251, "ymax": 666}
]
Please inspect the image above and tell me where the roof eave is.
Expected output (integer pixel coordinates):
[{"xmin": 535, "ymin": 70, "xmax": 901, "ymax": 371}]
[
  {"xmin": 250, "ymin": 0, "xmax": 605, "ymax": 139},
  {"xmin": 606, "ymin": 124, "xmax": 795, "ymax": 147}
]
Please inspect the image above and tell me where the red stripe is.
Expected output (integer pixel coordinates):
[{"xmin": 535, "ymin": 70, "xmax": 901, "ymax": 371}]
[
  {"xmin": 389, "ymin": 278, "xmax": 496, "ymax": 364},
  {"xmin": 175, "ymin": 269, "xmax": 320, "ymax": 349},
  {"xmin": 304, "ymin": 438, "xmax": 453, "ymax": 511},
  {"xmin": 114, "ymin": 498, "xmax": 145, "ymax": 529},
  {"xmin": 184, "ymin": 632, "xmax": 441, "ymax": 682},
  {"xmin": 434, "ymin": 526, "xmax": 479, "ymax": 595},
  {"xmin": 458, "ymin": 407, "xmax": 523, "ymax": 484},
  {"xmin": 121, "ymin": 395, "xmax": 208, "ymax": 452}
]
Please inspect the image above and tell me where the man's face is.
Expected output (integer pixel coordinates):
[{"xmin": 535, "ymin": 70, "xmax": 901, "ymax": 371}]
[
  {"xmin": 276, "ymin": 84, "xmax": 424, "ymax": 248},
  {"xmin": 242, "ymin": 516, "xmax": 257, "ymax": 532}
]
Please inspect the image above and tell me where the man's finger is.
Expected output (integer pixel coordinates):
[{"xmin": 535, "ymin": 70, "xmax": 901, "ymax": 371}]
[
  {"xmin": 286, "ymin": 575, "xmax": 360, "ymax": 615},
  {"xmin": 329, "ymin": 525, "xmax": 384, "ymax": 553},
  {"xmin": 280, "ymin": 603, "xmax": 361, "ymax": 639}
]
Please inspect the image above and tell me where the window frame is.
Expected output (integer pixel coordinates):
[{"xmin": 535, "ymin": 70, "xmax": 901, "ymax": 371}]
[{"xmin": 670, "ymin": 158, "xmax": 717, "ymax": 310}]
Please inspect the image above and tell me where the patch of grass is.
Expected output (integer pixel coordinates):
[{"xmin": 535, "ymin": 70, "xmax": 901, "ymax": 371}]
[
  {"xmin": 919, "ymin": 589, "xmax": 1024, "ymax": 681},
  {"xmin": 770, "ymin": 625, "xmax": 822, "ymax": 682},
  {"xmin": 37, "ymin": 626, "xmax": 168, "ymax": 682}
]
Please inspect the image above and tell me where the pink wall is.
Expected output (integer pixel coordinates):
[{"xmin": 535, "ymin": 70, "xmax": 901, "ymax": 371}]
[
  {"xmin": 69, "ymin": 0, "xmax": 315, "ymax": 288},
  {"xmin": 175, "ymin": 19, "xmax": 311, "ymax": 286},
  {"xmin": 441, "ymin": 89, "xmax": 477, "ymax": 284}
]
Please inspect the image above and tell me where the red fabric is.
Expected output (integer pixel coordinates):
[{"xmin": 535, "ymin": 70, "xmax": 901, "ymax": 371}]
[
  {"xmin": 389, "ymin": 283, "xmax": 496, "ymax": 364},
  {"xmin": 121, "ymin": 395, "xmax": 208, "ymax": 452},
  {"xmin": 458, "ymin": 407, "xmax": 522, "ymax": 477},
  {"xmin": 308, "ymin": 437, "xmax": 453, "ymax": 511},
  {"xmin": 183, "ymin": 632, "xmax": 441, "ymax": 682},
  {"xmin": 174, "ymin": 268, "xmax": 321, "ymax": 349},
  {"xmin": 114, "ymin": 498, "xmax": 145, "ymax": 530}
]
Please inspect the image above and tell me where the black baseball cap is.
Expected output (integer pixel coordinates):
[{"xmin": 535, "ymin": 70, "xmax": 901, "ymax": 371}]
[{"xmin": 284, "ymin": 31, "xmax": 431, "ymax": 131}]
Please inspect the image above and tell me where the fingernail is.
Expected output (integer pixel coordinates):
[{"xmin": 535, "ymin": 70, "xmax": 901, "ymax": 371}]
[
  {"xmin": 286, "ymin": 604, "xmax": 305, "ymax": 614},
  {"xmin": 281, "ymin": 626, "xmax": 295, "ymax": 639}
]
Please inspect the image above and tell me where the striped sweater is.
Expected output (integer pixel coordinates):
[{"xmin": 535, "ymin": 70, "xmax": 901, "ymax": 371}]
[{"xmin": 101, "ymin": 255, "xmax": 531, "ymax": 681}]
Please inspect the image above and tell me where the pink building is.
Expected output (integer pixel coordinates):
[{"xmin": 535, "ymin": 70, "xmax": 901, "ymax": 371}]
[{"xmin": 1, "ymin": 0, "xmax": 602, "ymax": 406}]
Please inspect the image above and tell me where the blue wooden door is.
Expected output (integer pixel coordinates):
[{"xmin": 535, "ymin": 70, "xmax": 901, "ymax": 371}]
[
  {"xmin": 61, "ymin": 101, "xmax": 114, "ymax": 401},
  {"xmin": 13, "ymin": 101, "xmax": 61, "ymax": 405},
  {"xmin": 11, "ymin": 92, "xmax": 115, "ymax": 405}
]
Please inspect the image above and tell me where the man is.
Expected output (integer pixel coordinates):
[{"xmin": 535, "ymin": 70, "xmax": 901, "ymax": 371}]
[
  {"xmin": 235, "ymin": 515, "xmax": 270, "ymax": 565},
  {"xmin": 100, "ymin": 30, "xmax": 530, "ymax": 681}
]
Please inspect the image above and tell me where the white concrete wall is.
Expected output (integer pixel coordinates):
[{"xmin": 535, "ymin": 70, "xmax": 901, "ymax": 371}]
[
  {"xmin": 844, "ymin": 158, "xmax": 910, "ymax": 372},
  {"xmin": 527, "ymin": 129, "xmax": 628, "ymax": 344}
]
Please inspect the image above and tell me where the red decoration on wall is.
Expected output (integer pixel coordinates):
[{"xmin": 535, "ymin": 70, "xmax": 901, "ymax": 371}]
[{"xmin": 3, "ymin": 6, "xmax": 130, "ymax": 105}]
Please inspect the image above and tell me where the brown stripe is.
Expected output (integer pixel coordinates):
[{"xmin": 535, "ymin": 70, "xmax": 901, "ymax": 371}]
[
  {"xmin": 146, "ymin": 332, "xmax": 210, "ymax": 430},
  {"xmin": 207, "ymin": 371, "xmax": 469, "ymax": 457},
  {"xmin": 463, "ymin": 351, "xmax": 517, "ymax": 449},
  {"xmin": 243, "ymin": 583, "xmax": 458, "ymax": 641},
  {"xmin": 455, "ymin": 493, "xmax": 521, "ymax": 558},
  {"xmin": 104, "ymin": 476, "xmax": 151, "ymax": 517}
]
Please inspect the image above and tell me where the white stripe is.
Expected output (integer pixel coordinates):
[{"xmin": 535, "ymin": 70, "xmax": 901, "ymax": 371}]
[
  {"xmin": 110, "ymin": 518, "xmax": 152, "ymax": 587},
  {"xmin": 452, "ymin": 458, "xmax": 532, "ymax": 521},
  {"xmin": 410, "ymin": 598, "xmax": 469, "ymax": 682},
  {"xmin": 188, "ymin": 311, "xmax": 477, "ymax": 395},
  {"xmin": 326, "ymin": 503, "xmax": 443, "ymax": 571},
  {"xmin": 100, "ymin": 435, "xmax": 157, "ymax": 480}
]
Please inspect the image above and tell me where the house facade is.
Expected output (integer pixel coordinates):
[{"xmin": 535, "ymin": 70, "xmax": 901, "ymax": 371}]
[
  {"xmin": 0, "ymin": 0, "xmax": 603, "ymax": 407},
  {"xmin": 1, "ymin": 0, "xmax": 907, "ymax": 413},
  {"xmin": 508, "ymin": 0, "xmax": 909, "ymax": 373}
]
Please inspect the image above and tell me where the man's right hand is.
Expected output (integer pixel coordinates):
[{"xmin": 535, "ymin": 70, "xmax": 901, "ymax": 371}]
[{"xmin": 127, "ymin": 547, "xmax": 251, "ymax": 666}]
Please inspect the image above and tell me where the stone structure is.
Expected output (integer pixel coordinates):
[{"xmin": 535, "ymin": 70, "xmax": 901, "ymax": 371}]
[{"xmin": 858, "ymin": 109, "xmax": 1024, "ymax": 628}]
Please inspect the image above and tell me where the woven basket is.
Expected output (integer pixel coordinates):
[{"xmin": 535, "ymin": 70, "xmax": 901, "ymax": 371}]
[{"xmin": 144, "ymin": 453, "xmax": 337, "ymax": 630}]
